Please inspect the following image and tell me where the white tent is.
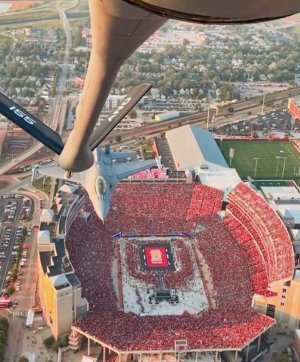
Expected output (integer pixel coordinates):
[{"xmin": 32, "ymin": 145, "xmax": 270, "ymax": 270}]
[
  {"xmin": 60, "ymin": 184, "xmax": 76, "ymax": 194},
  {"xmin": 38, "ymin": 230, "xmax": 51, "ymax": 245},
  {"xmin": 40, "ymin": 208, "xmax": 54, "ymax": 223}
]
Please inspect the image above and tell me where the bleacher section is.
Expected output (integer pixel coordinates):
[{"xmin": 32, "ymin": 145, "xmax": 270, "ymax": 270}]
[
  {"xmin": 227, "ymin": 182, "xmax": 294, "ymax": 287},
  {"xmin": 106, "ymin": 183, "xmax": 223, "ymax": 235},
  {"xmin": 129, "ymin": 168, "xmax": 169, "ymax": 180},
  {"xmin": 186, "ymin": 186, "xmax": 223, "ymax": 220}
]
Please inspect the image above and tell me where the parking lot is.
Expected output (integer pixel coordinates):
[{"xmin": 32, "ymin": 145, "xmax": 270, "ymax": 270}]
[
  {"xmin": 215, "ymin": 109, "xmax": 299, "ymax": 136},
  {"xmin": 0, "ymin": 194, "xmax": 32, "ymax": 293}
]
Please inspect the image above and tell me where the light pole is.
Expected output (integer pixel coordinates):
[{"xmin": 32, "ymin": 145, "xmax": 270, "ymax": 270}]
[
  {"xmin": 261, "ymin": 93, "xmax": 266, "ymax": 115},
  {"xmin": 297, "ymin": 157, "xmax": 300, "ymax": 186},
  {"xmin": 211, "ymin": 115, "xmax": 215, "ymax": 131},
  {"xmin": 254, "ymin": 157, "xmax": 260, "ymax": 178},
  {"xmin": 281, "ymin": 157, "xmax": 288, "ymax": 179},
  {"xmin": 206, "ymin": 106, "xmax": 210, "ymax": 130},
  {"xmin": 275, "ymin": 156, "xmax": 281, "ymax": 177}
]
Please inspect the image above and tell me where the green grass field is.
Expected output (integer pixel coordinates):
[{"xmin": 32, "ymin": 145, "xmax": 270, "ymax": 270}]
[
  {"xmin": 219, "ymin": 140, "xmax": 300, "ymax": 182},
  {"xmin": 32, "ymin": 176, "xmax": 52, "ymax": 195}
]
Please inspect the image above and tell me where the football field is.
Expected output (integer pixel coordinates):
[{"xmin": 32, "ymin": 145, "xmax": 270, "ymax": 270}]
[{"xmin": 219, "ymin": 140, "xmax": 300, "ymax": 181}]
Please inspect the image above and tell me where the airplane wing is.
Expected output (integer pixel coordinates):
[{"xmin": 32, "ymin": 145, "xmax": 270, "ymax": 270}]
[
  {"xmin": 124, "ymin": 0, "xmax": 300, "ymax": 23},
  {"xmin": 0, "ymin": 92, "xmax": 64, "ymax": 155},
  {"xmin": 35, "ymin": 165, "xmax": 81, "ymax": 184},
  {"xmin": 115, "ymin": 159, "xmax": 157, "ymax": 180},
  {"xmin": 89, "ymin": 83, "xmax": 152, "ymax": 151}
]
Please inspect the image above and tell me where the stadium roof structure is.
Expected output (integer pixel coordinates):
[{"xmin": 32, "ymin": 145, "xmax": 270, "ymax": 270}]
[
  {"xmin": 40, "ymin": 208, "xmax": 54, "ymax": 223},
  {"xmin": 261, "ymin": 186, "xmax": 300, "ymax": 202},
  {"xmin": 166, "ymin": 125, "xmax": 228, "ymax": 171},
  {"xmin": 292, "ymin": 229, "xmax": 300, "ymax": 241},
  {"xmin": 278, "ymin": 209, "xmax": 300, "ymax": 225},
  {"xmin": 60, "ymin": 184, "xmax": 77, "ymax": 194},
  {"xmin": 38, "ymin": 230, "xmax": 51, "ymax": 245},
  {"xmin": 261, "ymin": 186, "xmax": 300, "ymax": 218},
  {"xmin": 193, "ymin": 166, "xmax": 241, "ymax": 198},
  {"xmin": 49, "ymin": 274, "xmax": 70, "ymax": 289}
]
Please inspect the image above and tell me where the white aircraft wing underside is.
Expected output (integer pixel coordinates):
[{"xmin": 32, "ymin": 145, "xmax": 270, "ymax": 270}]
[
  {"xmin": 36, "ymin": 166, "xmax": 81, "ymax": 184},
  {"xmin": 115, "ymin": 159, "xmax": 156, "ymax": 180}
]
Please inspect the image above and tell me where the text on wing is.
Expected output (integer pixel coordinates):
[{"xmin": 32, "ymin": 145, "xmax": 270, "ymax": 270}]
[
  {"xmin": 9, "ymin": 106, "xmax": 36, "ymax": 125},
  {"xmin": 107, "ymin": 96, "xmax": 132, "ymax": 123}
]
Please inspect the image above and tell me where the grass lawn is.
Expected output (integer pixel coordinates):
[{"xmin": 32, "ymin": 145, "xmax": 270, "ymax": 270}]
[
  {"xmin": 32, "ymin": 176, "xmax": 52, "ymax": 194},
  {"xmin": 219, "ymin": 140, "xmax": 300, "ymax": 182}
]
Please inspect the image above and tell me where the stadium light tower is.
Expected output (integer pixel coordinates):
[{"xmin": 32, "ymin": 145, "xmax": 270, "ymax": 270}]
[
  {"xmin": 206, "ymin": 106, "xmax": 210, "ymax": 130},
  {"xmin": 275, "ymin": 156, "xmax": 281, "ymax": 177},
  {"xmin": 261, "ymin": 93, "xmax": 266, "ymax": 115},
  {"xmin": 281, "ymin": 157, "xmax": 288, "ymax": 179},
  {"xmin": 253, "ymin": 157, "xmax": 260, "ymax": 178}
]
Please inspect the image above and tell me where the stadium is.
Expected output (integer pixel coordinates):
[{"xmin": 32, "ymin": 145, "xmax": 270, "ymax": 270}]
[
  {"xmin": 61, "ymin": 179, "xmax": 292, "ymax": 360},
  {"xmin": 37, "ymin": 125, "xmax": 297, "ymax": 362}
]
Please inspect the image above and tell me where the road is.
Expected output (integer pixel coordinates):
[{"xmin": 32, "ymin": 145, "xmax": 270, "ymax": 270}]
[
  {"xmin": 0, "ymin": 197, "xmax": 23, "ymax": 291},
  {"xmin": 3, "ymin": 191, "xmax": 44, "ymax": 362},
  {"xmin": 0, "ymin": 4, "xmax": 77, "ymax": 360}
]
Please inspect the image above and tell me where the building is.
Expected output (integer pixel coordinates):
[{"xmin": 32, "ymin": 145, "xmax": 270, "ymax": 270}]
[
  {"xmin": 164, "ymin": 125, "xmax": 241, "ymax": 196},
  {"xmin": 288, "ymin": 96, "xmax": 300, "ymax": 120},
  {"xmin": 37, "ymin": 187, "xmax": 88, "ymax": 339},
  {"xmin": 252, "ymin": 185, "xmax": 300, "ymax": 330},
  {"xmin": 166, "ymin": 125, "xmax": 228, "ymax": 171}
]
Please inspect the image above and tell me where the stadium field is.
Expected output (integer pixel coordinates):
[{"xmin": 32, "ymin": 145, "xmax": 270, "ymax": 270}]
[{"xmin": 219, "ymin": 140, "xmax": 300, "ymax": 181}]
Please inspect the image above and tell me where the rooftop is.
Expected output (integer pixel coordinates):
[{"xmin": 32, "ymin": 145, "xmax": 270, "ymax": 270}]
[{"xmin": 166, "ymin": 125, "xmax": 228, "ymax": 171}]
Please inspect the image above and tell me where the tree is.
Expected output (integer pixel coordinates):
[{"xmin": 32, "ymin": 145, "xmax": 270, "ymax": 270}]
[
  {"xmin": 115, "ymin": 135, "xmax": 122, "ymax": 143},
  {"xmin": 228, "ymin": 106, "xmax": 234, "ymax": 114},
  {"xmin": 182, "ymin": 38, "xmax": 190, "ymax": 47},
  {"xmin": 129, "ymin": 109, "xmax": 137, "ymax": 119},
  {"xmin": 49, "ymin": 86, "xmax": 56, "ymax": 97},
  {"xmin": 271, "ymin": 352, "xmax": 289, "ymax": 362},
  {"xmin": 44, "ymin": 336, "xmax": 55, "ymax": 349},
  {"xmin": 18, "ymin": 357, "xmax": 29, "ymax": 362},
  {"xmin": 0, "ymin": 317, "xmax": 9, "ymax": 361}
]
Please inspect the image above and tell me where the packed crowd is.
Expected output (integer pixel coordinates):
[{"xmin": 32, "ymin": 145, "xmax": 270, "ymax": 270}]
[
  {"xmin": 186, "ymin": 186, "xmax": 223, "ymax": 221},
  {"xmin": 125, "ymin": 242, "xmax": 156, "ymax": 284},
  {"xmin": 106, "ymin": 183, "xmax": 194, "ymax": 234},
  {"xmin": 194, "ymin": 219, "xmax": 253, "ymax": 308},
  {"xmin": 106, "ymin": 183, "xmax": 223, "ymax": 235},
  {"xmin": 164, "ymin": 239, "xmax": 194, "ymax": 288},
  {"xmin": 223, "ymin": 216, "xmax": 269, "ymax": 295},
  {"xmin": 227, "ymin": 182, "xmax": 294, "ymax": 282},
  {"xmin": 66, "ymin": 183, "xmax": 275, "ymax": 352},
  {"xmin": 129, "ymin": 168, "xmax": 169, "ymax": 180}
]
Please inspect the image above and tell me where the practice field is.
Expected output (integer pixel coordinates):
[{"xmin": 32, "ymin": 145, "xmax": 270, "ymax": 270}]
[{"xmin": 219, "ymin": 140, "xmax": 300, "ymax": 181}]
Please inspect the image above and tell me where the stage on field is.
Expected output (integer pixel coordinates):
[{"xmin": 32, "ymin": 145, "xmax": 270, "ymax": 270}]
[
  {"xmin": 140, "ymin": 243, "xmax": 175, "ymax": 271},
  {"xmin": 117, "ymin": 236, "xmax": 209, "ymax": 316}
]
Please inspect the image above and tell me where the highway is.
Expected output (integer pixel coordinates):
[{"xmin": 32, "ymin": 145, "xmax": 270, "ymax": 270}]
[
  {"xmin": 0, "ymin": 93, "xmax": 293, "ymax": 177},
  {"xmin": 105, "ymin": 86, "xmax": 300, "ymax": 146}
]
